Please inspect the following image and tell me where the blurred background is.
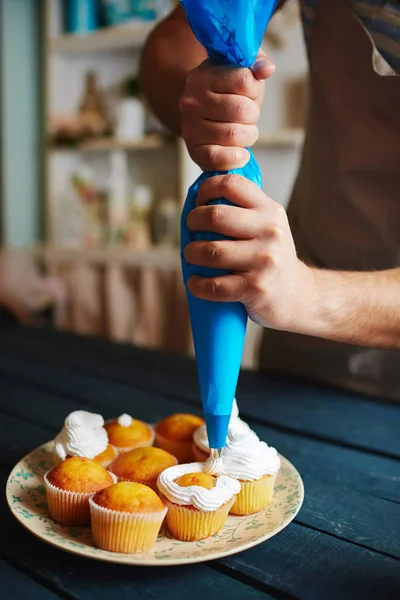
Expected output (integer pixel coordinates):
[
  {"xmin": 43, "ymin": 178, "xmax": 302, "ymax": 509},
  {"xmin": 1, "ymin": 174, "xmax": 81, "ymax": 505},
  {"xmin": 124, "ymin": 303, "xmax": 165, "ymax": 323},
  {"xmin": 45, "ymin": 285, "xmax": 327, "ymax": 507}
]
[{"xmin": 0, "ymin": 0, "xmax": 308, "ymax": 368}]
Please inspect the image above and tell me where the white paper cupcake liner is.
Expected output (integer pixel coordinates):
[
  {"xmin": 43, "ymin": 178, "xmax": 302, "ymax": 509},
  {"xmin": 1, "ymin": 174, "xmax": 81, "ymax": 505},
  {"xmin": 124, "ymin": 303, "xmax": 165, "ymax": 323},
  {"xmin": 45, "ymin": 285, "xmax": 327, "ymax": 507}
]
[
  {"xmin": 44, "ymin": 471, "xmax": 117, "ymax": 526},
  {"xmin": 89, "ymin": 497, "xmax": 167, "ymax": 553}
]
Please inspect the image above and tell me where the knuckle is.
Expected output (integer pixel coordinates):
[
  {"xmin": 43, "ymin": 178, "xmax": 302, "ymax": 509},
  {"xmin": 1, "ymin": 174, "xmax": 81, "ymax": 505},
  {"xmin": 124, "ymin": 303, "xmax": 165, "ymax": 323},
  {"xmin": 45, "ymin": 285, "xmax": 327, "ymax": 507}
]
[
  {"xmin": 238, "ymin": 97, "xmax": 258, "ymax": 123},
  {"xmin": 249, "ymin": 273, "xmax": 268, "ymax": 295},
  {"xmin": 209, "ymin": 205, "xmax": 223, "ymax": 229},
  {"xmin": 273, "ymin": 203, "xmax": 287, "ymax": 225},
  {"xmin": 196, "ymin": 145, "xmax": 220, "ymax": 170},
  {"xmin": 221, "ymin": 123, "xmax": 239, "ymax": 144},
  {"xmin": 267, "ymin": 224, "xmax": 284, "ymax": 241},
  {"xmin": 220, "ymin": 173, "xmax": 241, "ymax": 196},
  {"xmin": 210, "ymin": 278, "xmax": 227, "ymax": 298},
  {"xmin": 179, "ymin": 94, "xmax": 197, "ymax": 115},
  {"xmin": 205, "ymin": 243, "xmax": 221, "ymax": 262},
  {"xmin": 256, "ymin": 249, "xmax": 273, "ymax": 268},
  {"xmin": 235, "ymin": 69, "xmax": 252, "ymax": 94}
]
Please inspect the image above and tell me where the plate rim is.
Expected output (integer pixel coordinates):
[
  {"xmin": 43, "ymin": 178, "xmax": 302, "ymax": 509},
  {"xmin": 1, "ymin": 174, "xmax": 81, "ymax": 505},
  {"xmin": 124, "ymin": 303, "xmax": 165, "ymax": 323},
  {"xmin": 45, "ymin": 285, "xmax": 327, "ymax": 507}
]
[{"xmin": 6, "ymin": 441, "xmax": 304, "ymax": 567}]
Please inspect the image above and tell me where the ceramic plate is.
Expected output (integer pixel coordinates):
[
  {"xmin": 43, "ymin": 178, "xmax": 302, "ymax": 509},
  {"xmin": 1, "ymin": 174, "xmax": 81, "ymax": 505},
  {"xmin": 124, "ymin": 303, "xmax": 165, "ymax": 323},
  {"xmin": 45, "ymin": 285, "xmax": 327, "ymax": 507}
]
[{"xmin": 6, "ymin": 441, "xmax": 303, "ymax": 566}]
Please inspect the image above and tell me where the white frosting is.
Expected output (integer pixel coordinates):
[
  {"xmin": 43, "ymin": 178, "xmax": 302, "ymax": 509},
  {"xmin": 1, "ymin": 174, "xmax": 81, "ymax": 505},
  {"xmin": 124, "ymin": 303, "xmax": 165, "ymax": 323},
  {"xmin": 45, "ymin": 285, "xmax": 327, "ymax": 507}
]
[
  {"xmin": 157, "ymin": 462, "xmax": 240, "ymax": 511},
  {"xmin": 193, "ymin": 398, "xmax": 252, "ymax": 453},
  {"xmin": 118, "ymin": 413, "xmax": 133, "ymax": 427},
  {"xmin": 54, "ymin": 410, "xmax": 109, "ymax": 461},
  {"xmin": 218, "ymin": 429, "xmax": 281, "ymax": 481}
]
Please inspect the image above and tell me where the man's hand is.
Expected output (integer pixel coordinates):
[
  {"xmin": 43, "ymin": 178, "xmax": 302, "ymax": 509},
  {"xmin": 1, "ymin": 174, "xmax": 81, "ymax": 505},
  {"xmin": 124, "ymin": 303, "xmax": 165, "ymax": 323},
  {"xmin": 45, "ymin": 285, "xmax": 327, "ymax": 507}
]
[
  {"xmin": 184, "ymin": 175, "xmax": 315, "ymax": 331},
  {"xmin": 180, "ymin": 52, "xmax": 275, "ymax": 171}
]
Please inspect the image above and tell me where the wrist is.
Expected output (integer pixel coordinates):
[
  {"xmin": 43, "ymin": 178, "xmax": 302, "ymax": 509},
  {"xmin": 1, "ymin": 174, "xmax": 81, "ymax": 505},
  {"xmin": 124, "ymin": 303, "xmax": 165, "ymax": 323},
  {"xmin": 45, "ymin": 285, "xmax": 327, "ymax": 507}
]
[{"xmin": 295, "ymin": 267, "xmax": 349, "ymax": 339}]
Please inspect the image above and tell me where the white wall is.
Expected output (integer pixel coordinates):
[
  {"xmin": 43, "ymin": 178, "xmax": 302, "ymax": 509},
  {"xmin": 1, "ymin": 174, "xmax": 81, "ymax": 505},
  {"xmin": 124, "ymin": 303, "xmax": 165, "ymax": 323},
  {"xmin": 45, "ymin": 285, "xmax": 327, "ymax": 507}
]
[{"xmin": 1, "ymin": 0, "xmax": 41, "ymax": 247}]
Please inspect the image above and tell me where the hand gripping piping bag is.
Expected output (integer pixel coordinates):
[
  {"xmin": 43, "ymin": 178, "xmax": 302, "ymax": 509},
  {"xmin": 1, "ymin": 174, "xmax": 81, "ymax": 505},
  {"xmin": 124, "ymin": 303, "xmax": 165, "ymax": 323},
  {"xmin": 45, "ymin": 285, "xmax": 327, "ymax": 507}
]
[{"xmin": 180, "ymin": 0, "xmax": 278, "ymax": 451}]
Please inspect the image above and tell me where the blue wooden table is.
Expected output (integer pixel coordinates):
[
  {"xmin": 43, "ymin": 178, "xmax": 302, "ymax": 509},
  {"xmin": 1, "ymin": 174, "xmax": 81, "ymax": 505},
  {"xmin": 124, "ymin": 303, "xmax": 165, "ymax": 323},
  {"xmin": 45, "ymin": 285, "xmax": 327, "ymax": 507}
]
[{"xmin": 0, "ymin": 327, "xmax": 399, "ymax": 600}]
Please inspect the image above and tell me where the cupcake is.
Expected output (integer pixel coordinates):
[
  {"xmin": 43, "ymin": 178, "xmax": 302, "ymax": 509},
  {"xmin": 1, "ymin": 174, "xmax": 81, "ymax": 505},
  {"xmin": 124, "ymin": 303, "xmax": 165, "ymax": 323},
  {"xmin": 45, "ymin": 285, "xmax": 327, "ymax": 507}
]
[
  {"xmin": 192, "ymin": 398, "xmax": 252, "ymax": 461},
  {"xmin": 109, "ymin": 447, "xmax": 177, "ymax": 492},
  {"xmin": 94, "ymin": 443, "xmax": 119, "ymax": 468},
  {"xmin": 54, "ymin": 410, "xmax": 117, "ymax": 467},
  {"xmin": 44, "ymin": 456, "xmax": 115, "ymax": 525},
  {"xmin": 155, "ymin": 413, "xmax": 204, "ymax": 463},
  {"xmin": 105, "ymin": 414, "xmax": 154, "ymax": 454},
  {"xmin": 217, "ymin": 430, "xmax": 281, "ymax": 515},
  {"xmin": 90, "ymin": 482, "xmax": 167, "ymax": 553},
  {"xmin": 157, "ymin": 462, "xmax": 240, "ymax": 541}
]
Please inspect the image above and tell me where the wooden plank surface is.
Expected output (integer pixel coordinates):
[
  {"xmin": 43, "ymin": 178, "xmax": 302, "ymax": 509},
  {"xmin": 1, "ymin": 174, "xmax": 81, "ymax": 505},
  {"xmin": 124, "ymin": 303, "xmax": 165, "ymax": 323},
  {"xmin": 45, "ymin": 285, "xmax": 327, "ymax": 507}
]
[
  {"xmin": 0, "ymin": 357, "xmax": 399, "ymax": 505},
  {"xmin": 0, "ymin": 558, "xmax": 63, "ymax": 600},
  {"xmin": 1, "ymin": 328, "xmax": 399, "ymax": 458},
  {"xmin": 0, "ymin": 327, "xmax": 399, "ymax": 600}
]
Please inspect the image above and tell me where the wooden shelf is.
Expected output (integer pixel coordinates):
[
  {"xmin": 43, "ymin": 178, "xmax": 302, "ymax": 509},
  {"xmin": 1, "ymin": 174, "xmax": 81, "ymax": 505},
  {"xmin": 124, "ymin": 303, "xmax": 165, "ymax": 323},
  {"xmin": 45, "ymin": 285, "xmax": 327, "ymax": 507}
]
[
  {"xmin": 50, "ymin": 134, "xmax": 175, "ymax": 153},
  {"xmin": 35, "ymin": 245, "xmax": 180, "ymax": 268},
  {"xmin": 50, "ymin": 131, "xmax": 302, "ymax": 154},
  {"xmin": 49, "ymin": 21, "xmax": 157, "ymax": 54},
  {"xmin": 254, "ymin": 128, "xmax": 304, "ymax": 149}
]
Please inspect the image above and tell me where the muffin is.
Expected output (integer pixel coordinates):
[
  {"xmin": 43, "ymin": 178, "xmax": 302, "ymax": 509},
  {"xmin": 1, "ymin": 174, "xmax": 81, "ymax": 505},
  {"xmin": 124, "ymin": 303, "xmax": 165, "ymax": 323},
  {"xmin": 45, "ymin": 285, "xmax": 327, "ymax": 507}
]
[
  {"xmin": 155, "ymin": 413, "xmax": 204, "ymax": 463},
  {"xmin": 109, "ymin": 447, "xmax": 177, "ymax": 492},
  {"xmin": 157, "ymin": 462, "xmax": 240, "ymax": 541},
  {"xmin": 90, "ymin": 482, "xmax": 167, "ymax": 553},
  {"xmin": 94, "ymin": 443, "xmax": 119, "ymax": 468},
  {"xmin": 105, "ymin": 414, "xmax": 154, "ymax": 453},
  {"xmin": 192, "ymin": 399, "xmax": 252, "ymax": 461},
  {"xmin": 218, "ymin": 430, "xmax": 281, "ymax": 515},
  {"xmin": 44, "ymin": 456, "xmax": 115, "ymax": 525},
  {"xmin": 54, "ymin": 410, "xmax": 112, "ymax": 465}
]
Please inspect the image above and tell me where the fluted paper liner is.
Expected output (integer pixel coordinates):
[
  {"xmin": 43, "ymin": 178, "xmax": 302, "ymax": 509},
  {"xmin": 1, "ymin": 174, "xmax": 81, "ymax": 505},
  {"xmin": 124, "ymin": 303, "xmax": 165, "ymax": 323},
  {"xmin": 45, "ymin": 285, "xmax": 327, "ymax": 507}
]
[
  {"xmin": 44, "ymin": 471, "xmax": 117, "ymax": 526},
  {"xmin": 230, "ymin": 474, "xmax": 277, "ymax": 516},
  {"xmin": 89, "ymin": 497, "xmax": 167, "ymax": 553},
  {"xmin": 164, "ymin": 496, "xmax": 235, "ymax": 541}
]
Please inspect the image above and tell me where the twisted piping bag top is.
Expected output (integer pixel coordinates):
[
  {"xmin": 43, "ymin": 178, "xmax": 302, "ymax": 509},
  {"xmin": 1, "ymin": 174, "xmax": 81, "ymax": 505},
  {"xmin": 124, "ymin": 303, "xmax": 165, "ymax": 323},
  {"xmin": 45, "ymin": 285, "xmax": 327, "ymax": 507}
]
[{"xmin": 180, "ymin": 0, "xmax": 278, "ymax": 449}]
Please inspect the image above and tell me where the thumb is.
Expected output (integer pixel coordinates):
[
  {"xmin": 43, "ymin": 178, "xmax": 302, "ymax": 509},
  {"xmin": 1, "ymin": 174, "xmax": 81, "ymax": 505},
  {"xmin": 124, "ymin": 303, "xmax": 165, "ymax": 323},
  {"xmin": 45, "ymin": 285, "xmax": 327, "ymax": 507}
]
[{"xmin": 251, "ymin": 49, "xmax": 275, "ymax": 81}]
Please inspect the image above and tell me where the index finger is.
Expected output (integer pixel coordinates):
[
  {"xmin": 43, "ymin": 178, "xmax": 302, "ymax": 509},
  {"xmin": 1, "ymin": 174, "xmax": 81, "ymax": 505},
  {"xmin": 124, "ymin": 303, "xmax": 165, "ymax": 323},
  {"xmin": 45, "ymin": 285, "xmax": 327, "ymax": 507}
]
[{"xmin": 196, "ymin": 174, "xmax": 268, "ymax": 209}]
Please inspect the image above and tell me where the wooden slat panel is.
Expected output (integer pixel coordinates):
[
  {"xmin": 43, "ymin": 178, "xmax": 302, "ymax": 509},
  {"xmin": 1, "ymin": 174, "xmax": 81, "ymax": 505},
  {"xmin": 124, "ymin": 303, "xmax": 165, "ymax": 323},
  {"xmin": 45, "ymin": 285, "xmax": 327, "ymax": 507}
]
[
  {"xmin": 222, "ymin": 524, "xmax": 400, "ymax": 600},
  {"xmin": 0, "ymin": 558, "xmax": 63, "ymax": 600},
  {"xmin": 1, "ymin": 329, "xmax": 399, "ymax": 457},
  {"xmin": 0, "ymin": 362, "xmax": 399, "ymax": 505}
]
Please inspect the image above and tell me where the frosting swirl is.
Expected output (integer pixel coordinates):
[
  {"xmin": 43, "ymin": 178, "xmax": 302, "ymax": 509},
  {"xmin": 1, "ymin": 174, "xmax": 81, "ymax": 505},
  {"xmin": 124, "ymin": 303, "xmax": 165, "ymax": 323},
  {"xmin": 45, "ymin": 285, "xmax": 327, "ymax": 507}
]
[
  {"xmin": 157, "ymin": 462, "xmax": 240, "ymax": 511},
  {"xmin": 55, "ymin": 410, "xmax": 109, "ymax": 461},
  {"xmin": 218, "ymin": 429, "xmax": 281, "ymax": 481},
  {"xmin": 193, "ymin": 398, "xmax": 252, "ymax": 453},
  {"xmin": 118, "ymin": 413, "xmax": 133, "ymax": 427}
]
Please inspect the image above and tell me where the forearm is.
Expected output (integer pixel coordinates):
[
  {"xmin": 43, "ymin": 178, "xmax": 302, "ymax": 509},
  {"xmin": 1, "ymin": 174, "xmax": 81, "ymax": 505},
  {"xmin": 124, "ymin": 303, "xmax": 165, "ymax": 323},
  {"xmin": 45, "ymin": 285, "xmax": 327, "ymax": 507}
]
[
  {"xmin": 301, "ymin": 268, "xmax": 400, "ymax": 349},
  {"xmin": 139, "ymin": 7, "xmax": 206, "ymax": 134}
]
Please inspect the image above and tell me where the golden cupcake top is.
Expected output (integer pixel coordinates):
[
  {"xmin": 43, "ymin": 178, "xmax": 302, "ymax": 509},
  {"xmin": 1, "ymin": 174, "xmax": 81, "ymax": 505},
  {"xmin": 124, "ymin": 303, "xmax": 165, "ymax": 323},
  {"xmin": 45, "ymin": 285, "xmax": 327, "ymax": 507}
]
[
  {"xmin": 46, "ymin": 456, "xmax": 114, "ymax": 493},
  {"xmin": 105, "ymin": 414, "xmax": 153, "ymax": 449},
  {"xmin": 157, "ymin": 462, "xmax": 241, "ymax": 511},
  {"xmin": 92, "ymin": 481, "xmax": 165, "ymax": 513},
  {"xmin": 155, "ymin": 413, "xmax": 204, "ymax": 443},
  {"xmin": 94, "ymin": 443, "xmax": 118, "ymax": 466},
  {"xmin": 110, "ymin": 447, "xmax": 177, "ymax": 482},
  {"xmin": 175, "ymin": 472, "xmax": 216, "ymax": 490}
]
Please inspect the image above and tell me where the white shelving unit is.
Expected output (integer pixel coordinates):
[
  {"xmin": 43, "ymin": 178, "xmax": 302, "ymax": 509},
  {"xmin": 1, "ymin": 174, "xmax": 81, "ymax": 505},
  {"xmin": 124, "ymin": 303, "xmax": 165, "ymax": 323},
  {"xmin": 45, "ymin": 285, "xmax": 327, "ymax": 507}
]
[
  {"xmin": 50, "ymin": 21, "xmax": 156, "ymax": 54},
  {"xmin": 42, "ymin": 0, "xmax": 305, "ymax": 259}
]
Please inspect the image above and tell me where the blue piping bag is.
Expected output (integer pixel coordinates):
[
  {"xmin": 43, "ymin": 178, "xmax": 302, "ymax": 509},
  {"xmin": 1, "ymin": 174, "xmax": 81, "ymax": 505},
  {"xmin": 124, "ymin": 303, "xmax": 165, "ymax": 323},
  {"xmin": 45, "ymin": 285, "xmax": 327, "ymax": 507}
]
[{"xmin": 180, "ymin": 0, "xmax": 278, "ymax": 451}]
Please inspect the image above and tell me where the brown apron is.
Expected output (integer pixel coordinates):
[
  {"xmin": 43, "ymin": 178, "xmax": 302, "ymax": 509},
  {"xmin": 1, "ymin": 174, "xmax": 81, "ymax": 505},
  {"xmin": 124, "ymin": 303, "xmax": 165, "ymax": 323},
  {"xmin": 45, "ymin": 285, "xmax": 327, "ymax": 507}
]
[{"xmin": 260, "ymin": 0, "xmax": 400, "ymax": 401}]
